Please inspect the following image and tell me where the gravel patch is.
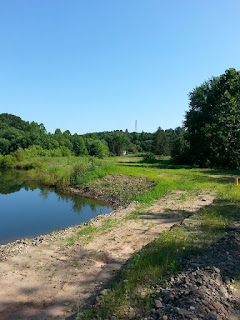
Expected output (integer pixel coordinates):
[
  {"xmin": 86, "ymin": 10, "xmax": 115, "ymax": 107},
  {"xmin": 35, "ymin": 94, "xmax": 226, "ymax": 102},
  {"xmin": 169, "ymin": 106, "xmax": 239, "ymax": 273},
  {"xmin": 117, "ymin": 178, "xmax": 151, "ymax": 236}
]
[{"xmin": 145, "ymin": 224, "xmax": 240, "ymax": 320}]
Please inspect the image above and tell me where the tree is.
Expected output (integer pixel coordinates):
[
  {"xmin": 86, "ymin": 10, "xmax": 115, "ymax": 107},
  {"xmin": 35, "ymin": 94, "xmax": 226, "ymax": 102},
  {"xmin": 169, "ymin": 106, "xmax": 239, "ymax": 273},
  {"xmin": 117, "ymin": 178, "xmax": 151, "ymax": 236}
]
[
  {"xmin": 103, "ymin": 132, "xmax": 130, "ymax": 156},
  {"xmin": 72, "ymin": 134, "xmax": 88, "ymax": 156},
  {"xmin": 86, "ymin": 139, "xmax": 109, "ymax": 158},
  {"xmin": 171, "ymin": 127, "xmax": 190, "ymax": 164},
  {"xmin": 185, "ymin": 68, "xmax": 240, "ymax": 168},
  {"xmin": 152, "ymin": 127, "xmax": 170, "ymax": 156},
  {"xmin": 0, "ymin": 138, "xmax": 10, "ymax": 155}
]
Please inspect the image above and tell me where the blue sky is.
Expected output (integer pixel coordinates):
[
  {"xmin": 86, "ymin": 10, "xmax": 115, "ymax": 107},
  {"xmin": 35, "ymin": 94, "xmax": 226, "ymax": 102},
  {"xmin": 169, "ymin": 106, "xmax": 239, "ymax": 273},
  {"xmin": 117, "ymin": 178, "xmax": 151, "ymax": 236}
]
[{"xmin": 1, "ymin": 1, "xmax": 240, "ymax": 134}]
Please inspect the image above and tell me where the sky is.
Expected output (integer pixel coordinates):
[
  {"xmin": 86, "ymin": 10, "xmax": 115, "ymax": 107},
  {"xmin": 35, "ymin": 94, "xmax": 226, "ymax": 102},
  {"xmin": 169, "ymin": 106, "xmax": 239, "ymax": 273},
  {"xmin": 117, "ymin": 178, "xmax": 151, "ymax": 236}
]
[{"xmin": 1, "ymin": 0, "xmax": 240, "ymax": 134}]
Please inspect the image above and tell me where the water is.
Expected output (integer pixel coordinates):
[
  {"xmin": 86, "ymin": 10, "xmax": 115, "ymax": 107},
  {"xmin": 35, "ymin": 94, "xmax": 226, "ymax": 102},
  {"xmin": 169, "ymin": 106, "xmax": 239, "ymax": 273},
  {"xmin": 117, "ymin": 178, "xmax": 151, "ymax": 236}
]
[{"xmin": 0, "ymin": 170, "xmax": 112, "ymax": 244}]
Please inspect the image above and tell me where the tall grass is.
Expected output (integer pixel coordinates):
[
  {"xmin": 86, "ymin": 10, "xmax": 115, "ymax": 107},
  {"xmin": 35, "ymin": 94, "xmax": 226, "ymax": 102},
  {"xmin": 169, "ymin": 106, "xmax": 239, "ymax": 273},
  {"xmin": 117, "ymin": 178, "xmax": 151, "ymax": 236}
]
[
  {"xmin": 4, "ymin": 153, "xmax": 239, "ymax": 203},
  {"xmin": 13, "ymin": 156, "xmax": 114, "ymax": 191}
]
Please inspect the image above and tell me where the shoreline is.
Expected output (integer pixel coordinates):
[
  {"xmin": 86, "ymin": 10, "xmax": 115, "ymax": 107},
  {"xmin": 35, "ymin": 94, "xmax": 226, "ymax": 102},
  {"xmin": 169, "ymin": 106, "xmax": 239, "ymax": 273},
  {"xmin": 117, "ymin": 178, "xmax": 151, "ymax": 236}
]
[
  {"xmin": 0, "ymin": 180, "xmax": 126, "ymax": 257},
  {"xmin": 68, "ymin": 186, "xmax": 121, "ymax": 208},
  {"xmin": 0, "ymin": 198, "xmax": 137, "ymax": 261}
]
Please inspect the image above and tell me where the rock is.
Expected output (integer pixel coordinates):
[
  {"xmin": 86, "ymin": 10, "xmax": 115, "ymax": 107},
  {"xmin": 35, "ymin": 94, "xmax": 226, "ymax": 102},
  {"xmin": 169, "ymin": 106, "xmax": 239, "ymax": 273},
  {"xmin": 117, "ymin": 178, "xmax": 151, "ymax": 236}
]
[
  {"xmin": 163, "ymin": 293, "xmax": 172, "ymax": 303},
  {"xmin": 177, "ymin": 308, "xmax": 191, "ymax": 316},
  {"xmin": 213, "ymin": 267, "xmax": 220, "ymax": 273},
  {"xmin": 154, "ymin": 299, "xmax": 163, "ymax": 309},
  {"xmin": 213, "ymin": 301, "xmax": 222, "ymax": 311}
]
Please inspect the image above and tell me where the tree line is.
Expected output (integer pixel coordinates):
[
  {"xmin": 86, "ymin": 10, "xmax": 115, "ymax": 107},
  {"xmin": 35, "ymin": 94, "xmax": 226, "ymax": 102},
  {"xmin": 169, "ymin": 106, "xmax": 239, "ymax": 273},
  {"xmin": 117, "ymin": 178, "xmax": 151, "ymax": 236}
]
[{"xmin": 0, "ymin": 113, "xmax": 184, "ymax": 159}]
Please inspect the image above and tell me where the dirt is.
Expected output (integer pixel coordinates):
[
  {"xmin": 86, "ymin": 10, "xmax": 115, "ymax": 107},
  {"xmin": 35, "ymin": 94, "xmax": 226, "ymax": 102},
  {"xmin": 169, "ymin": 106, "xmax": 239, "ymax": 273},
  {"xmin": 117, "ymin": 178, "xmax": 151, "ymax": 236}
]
[
  {"xmin": 0, "ymin": 191, "xmax": 214, "ymax": 320},
  {"xmin": 143, "ymin": 222, "xmax": 240, "ymax": 320},
  {"xmin": 70, "ymin": 175, "xmax": 155, "ymax": 207}
]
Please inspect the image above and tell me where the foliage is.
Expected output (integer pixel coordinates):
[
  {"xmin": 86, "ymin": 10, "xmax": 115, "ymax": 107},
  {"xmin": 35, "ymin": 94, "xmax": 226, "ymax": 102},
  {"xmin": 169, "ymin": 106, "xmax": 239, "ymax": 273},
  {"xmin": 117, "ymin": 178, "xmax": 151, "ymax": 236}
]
[
  {"xmin": 185, "ymin": 68, "xmax": 240, "ymax": 169},
  {"xmin": 152, "ymin": 127, "xmax": 170, "ymax": 155},
  {"xmin": 0, "ymin": 154, "xmax": 17, "ymax": 168},
  {"xmin": 142, "ymin": 152, "xmax": 156, "ymax": 163},
  {"xmin": 86, "ymin": 139, "xmax": 109, "ymax": 158},
  {"xmin": 171, "ymin": 127, "xmax": 191, "ymax": 164},
  {"xmin": 0, "ymin": 114, "xmax": 106, "ymax": 158},
  {"xmin": 0, "ymin": 113, "xmax": 186, "ymax": 159}
]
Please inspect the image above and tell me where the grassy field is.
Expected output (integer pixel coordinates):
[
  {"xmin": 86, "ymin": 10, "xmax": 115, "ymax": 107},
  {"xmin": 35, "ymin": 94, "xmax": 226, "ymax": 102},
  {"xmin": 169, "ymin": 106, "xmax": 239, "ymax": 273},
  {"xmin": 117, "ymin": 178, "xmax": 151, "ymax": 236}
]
[{"xmin": 12, "ymin": 154, "xmax": 240, "ymax": 202}]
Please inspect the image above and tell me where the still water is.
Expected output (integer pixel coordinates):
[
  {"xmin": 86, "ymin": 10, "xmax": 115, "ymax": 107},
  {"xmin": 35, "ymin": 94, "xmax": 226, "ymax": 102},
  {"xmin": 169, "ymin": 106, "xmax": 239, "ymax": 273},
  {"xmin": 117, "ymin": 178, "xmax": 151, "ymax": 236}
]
[{"xmin": 0, "ymin": 170, "xmax": 112, "ymax": 244}]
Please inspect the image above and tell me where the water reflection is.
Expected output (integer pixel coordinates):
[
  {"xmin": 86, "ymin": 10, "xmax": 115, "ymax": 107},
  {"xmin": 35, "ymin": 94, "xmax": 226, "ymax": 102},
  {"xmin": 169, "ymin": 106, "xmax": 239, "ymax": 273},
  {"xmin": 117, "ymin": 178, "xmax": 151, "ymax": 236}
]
[
  {"xmin": 0, "ymin": 170, "xmax": 108, "ymax": 214},
  {"xmin": 0, "ymin": 170, "xmax": 112, "ymax": 244}
]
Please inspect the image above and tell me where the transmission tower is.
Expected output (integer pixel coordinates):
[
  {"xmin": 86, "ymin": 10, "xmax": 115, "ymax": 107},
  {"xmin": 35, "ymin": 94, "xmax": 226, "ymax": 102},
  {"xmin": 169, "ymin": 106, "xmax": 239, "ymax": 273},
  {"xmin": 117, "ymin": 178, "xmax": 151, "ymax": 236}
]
[{"xmin": 135, "ymin": 120, "xmax": 137, "ymax": 132}]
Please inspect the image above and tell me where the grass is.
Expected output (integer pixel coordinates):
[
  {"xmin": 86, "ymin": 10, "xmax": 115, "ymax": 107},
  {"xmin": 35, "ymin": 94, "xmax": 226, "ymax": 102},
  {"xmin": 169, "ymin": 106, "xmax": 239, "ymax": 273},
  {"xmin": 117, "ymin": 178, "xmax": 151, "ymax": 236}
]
[
  {"xmin": 11, "ymin": 154, "xmax": 238, "ymax": 205},
  {"xmin": 14, "ymin": 156, "xmax": 115, "ymax": 191}
]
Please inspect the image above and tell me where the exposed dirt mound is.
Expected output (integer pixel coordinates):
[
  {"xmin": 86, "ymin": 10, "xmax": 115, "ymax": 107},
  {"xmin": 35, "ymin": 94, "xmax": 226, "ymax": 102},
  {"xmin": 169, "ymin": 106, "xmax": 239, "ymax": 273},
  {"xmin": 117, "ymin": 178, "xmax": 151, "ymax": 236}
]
[{"xmin": 70, "ymin": 174, "xmax": 155, "ymax": 207}]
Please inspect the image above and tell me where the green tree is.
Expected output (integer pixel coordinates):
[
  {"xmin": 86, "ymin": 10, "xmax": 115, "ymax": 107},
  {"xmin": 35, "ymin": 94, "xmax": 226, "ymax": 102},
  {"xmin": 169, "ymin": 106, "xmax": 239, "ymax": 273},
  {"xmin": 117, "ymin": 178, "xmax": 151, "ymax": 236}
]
[
  {"xmin": 185, "ymin": 68, "xmax": 240, "ymax": 168},
  {"xmin": 171, "ymin": 127, "xmax": 190, "ymax": 164},
  {"xmin": 0, "ymin": 138, "xmax": 10, "ymax": 155},
  {"xmin": 152, "ymin": 127, "xmax": 170, "ymax": 156},
  {"xmin": 86, "ymin": 139, "xmax": 109, "ymax": 158},
  {"xmin": 72, "ymin": 134, "xmax": 88, "ymax": 156}
]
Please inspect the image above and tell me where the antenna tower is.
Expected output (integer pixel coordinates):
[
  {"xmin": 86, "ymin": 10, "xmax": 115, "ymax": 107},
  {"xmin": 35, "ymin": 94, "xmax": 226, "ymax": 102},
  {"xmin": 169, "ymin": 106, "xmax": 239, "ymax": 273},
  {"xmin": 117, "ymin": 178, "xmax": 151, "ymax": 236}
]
[{"xmin": 135, "ymin": 120, "xmax": 137, "ymax": 132}]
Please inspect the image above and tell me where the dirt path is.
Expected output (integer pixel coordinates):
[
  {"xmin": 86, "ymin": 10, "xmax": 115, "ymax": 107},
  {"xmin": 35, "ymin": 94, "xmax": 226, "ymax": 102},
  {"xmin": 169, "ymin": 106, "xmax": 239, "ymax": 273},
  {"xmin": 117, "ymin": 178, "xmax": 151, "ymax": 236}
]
[{"xmin": 0, "ymin": 191, "xmax": 214, "ymax": 320}]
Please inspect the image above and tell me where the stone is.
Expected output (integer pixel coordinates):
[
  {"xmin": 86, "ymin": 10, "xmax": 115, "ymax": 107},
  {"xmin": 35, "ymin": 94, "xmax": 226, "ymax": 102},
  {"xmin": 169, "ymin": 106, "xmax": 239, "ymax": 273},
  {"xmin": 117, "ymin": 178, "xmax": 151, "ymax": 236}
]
[
  {"xmin": 213, "ymin": 267, "xmax": 220, "ymax": 273},
  {"xmin": 178, "ymin": 308, "xmax": 191, "ymax": 316},
  {"xmin": 163, "ymin": 293, "xmax": 172, "ymax": 303},
  {"xmin": 154, "ymin": 299, "xmax": 163, "ymax": 309},
  {"xmin": 213, "ymin": 301, "xmax": 222, "ymax": 311}
]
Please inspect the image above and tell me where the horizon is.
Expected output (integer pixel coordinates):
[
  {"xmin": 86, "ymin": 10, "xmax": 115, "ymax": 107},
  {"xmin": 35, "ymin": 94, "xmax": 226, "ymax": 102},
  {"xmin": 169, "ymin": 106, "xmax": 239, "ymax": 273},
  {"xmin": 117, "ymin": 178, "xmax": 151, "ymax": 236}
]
[{"xmin": 1, "ymin": 1, "xmax": 240, "ymax": 134}]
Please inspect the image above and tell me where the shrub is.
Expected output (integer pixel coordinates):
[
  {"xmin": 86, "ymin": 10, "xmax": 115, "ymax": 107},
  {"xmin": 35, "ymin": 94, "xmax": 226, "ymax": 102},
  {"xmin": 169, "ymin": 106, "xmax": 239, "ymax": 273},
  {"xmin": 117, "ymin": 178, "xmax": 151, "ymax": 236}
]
[{"xmin": 143, "ymin": 152, "xmax": 156, "ymax": 163}]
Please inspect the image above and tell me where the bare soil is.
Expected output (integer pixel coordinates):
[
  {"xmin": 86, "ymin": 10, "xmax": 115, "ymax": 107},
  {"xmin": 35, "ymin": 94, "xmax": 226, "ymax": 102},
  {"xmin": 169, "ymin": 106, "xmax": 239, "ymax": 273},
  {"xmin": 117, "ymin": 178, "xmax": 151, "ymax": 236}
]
[
  {"xmin": 0, "ymin": 191, "xmax": 214, "ymax": 320},
  {"xmin": 70, "ymin": 174, "xmax": 155, "ymax": 207}
]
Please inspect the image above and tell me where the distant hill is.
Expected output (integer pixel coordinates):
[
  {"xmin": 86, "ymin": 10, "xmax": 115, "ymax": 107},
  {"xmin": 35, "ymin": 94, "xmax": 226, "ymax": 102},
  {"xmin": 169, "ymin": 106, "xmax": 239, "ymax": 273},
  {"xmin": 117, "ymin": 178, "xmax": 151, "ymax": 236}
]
[{"xmin": 0, "ymin": 113, "xmax": 183, "ymax": 158}]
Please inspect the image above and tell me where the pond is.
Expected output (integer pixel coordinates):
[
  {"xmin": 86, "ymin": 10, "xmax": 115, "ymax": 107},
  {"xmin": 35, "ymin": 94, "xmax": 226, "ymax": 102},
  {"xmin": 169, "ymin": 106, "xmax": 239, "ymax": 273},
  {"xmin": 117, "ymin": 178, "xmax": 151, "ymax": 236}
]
[{"xmin": 0, "ymin": 170, "xmax": 112, "ymax": 244}]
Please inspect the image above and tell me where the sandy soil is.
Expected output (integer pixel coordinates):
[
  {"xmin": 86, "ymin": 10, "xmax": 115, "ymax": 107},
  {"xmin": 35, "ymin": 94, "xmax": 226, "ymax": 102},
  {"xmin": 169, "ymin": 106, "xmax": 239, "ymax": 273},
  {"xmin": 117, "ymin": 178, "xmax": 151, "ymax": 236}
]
[{"xmin": 0, "ymin": 191, "xmax": 214, "ymax": 320}]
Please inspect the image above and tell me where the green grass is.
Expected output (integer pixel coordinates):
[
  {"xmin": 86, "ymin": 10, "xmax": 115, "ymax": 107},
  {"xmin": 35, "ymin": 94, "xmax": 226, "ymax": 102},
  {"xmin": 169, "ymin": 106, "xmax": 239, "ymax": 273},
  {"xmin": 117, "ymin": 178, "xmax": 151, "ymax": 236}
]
[
  {"xmin": 15, "ymin": 156, "xmax": 115, "ymax": 191},
  {"xmin": 12, "ymin": 155, "xmax": 239, "ymax": 205}
]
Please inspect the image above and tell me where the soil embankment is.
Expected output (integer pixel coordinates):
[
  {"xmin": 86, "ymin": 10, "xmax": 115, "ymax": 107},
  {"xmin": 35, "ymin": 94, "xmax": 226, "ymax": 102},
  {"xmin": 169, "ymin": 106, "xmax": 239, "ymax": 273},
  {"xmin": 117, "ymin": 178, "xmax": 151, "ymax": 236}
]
[{"xmin": 69, "ymin": 174, "xmax": 155, "ymax": 207}]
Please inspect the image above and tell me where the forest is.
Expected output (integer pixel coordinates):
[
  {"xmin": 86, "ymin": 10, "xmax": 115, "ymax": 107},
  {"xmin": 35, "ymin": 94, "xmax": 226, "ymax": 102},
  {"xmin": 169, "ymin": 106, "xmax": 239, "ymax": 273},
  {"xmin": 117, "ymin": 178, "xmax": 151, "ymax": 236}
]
[{"xmin": 0, "ymin": 112, "xmax": 185, "ymax": 160}]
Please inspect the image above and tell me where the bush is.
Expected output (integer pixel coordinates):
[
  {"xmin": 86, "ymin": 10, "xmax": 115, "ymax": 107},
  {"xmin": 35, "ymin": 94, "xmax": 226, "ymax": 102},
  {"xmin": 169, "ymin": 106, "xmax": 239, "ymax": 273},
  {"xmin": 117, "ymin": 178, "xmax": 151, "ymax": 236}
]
[
  {"xmin": 0, "ymin": 155, "xmax": 17, "ymax": 168},
  {"xmin": 142, "ymin": 152, "xmax": 156, "ymax": 163}
]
